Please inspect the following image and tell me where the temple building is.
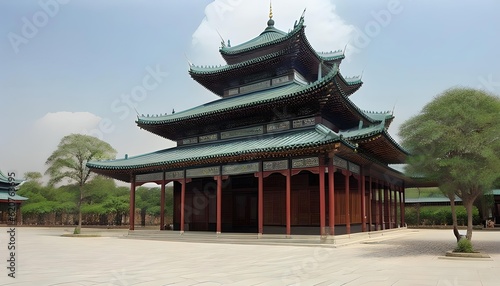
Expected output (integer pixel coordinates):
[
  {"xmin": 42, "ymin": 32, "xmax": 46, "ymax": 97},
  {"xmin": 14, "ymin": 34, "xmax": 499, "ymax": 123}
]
[
  {"xmin": 88, "ymin": 10, "xmax": 416, "ymax": 236},
  {"xmin": 0, "ymin": 170, "xmax": 27, "ymax": 225}
]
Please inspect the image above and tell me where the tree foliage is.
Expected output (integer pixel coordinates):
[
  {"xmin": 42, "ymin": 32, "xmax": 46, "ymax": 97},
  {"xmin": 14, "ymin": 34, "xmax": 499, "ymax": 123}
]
[
  {"xmin": 399, "ymin": 88, "xmax": 500, "ymax": 240},
  {"xmin": 45, "ymin": 134, "xmax": 117, "ymax": 187},
  {"xmin": 45, "ymin": 134, "xmax": 117, "ymax": 233},
  {"xmin": 18, "ymin": 173, "xmax": 173, "ymax": 226}
]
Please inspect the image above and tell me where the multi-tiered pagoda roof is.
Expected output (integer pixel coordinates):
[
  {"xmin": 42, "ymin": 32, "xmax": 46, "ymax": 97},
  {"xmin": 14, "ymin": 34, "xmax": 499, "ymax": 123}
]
[
  {"xmin": 0, "ymin": 171, "xmax": 27, "ymax": 203},
  {"xmin": 88, "ymin": 11, "xmax": 408, "ymax": 183}
]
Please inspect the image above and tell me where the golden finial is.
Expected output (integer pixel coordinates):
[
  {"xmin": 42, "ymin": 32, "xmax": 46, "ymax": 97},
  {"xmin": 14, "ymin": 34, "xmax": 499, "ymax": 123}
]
[{"xmin": 269, "ymin": 1, "xmax": 273, "ymax": 19}]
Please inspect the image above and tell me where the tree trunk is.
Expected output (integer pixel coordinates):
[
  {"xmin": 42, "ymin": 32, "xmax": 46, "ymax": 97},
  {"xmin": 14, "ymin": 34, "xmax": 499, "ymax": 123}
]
[
  {"xmin": 141, "ymin": 209, "xmax": 146, "ymax": 227},
  {"xmin": 75, "ymin": 185, "xmax": 83, "ymax": 234},
  {"xmin": 449, "ymin": 195, "xmax": 461, "ymax": 242},
  {"xmin": 464, "ymin": 199, "xmax": 474, "ymax": 240},
  {"xmin": 416, "ymin": 203, "xmax": 420, "ymax": 227}
]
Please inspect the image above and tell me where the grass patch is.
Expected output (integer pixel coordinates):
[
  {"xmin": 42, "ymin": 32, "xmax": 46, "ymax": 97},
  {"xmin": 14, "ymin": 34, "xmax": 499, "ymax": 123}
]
[{"xmin": 454, "ymin": 238, "xmax": 474, "ymax": 253}]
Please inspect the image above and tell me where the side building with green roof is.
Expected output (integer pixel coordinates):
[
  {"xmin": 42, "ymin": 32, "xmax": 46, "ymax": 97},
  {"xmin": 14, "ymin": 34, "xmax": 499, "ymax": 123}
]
[
  {"xmin": 0, "ymin": 170, "xmax": 27, "ymax": 225},
  {"xmin": 88, "ymin": 9, "xmax": 421, "ymax": 237}
]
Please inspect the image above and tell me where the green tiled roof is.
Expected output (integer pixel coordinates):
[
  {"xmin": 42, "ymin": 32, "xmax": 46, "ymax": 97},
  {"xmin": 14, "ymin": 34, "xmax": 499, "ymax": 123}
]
[
  {"xmin": 88, "ymin": 124, "xmax": 350, "ymax": 171},
  {"xmin": 139, "ymin": 65, "xmax": 348, "ymax": 125},
  {"xmin": 0, "ymin": 191, "xmax": 28, "ymax": 201},
  {"xmin": 340, "ymin": 122, "xmax": 410, "ymax": 156},
  {"xmin": 405, "ymin": 197, "xmax": 462, "ymax": 204},
  {"xmin": 138, "ymin": 82, "xmax": 304, "ymax": 125},
  {"xmin": 317, "ymin": 50, "xmax": 345, "ymax": 62},
  {"xmin": 340, "ymin": 123, "xmax": 386, "ymax": 140},
  {"xmin": 343, "ymin": 76, "xmax": 362, "ymax": 85},
  {"xmin": 190, "ymin": 50, "xmax": 287, "ymax": 74},
  {"xmin": 139, "ymin": 67, "xmax": 365, "ymax": 127},
  {"xmin": 220, "ymin": 17, "xmax": 303, "ymax": 55},
  {"xmin": 0, "ymin": 170, "xmax": 24, "ymax": 186},
  {"xmin": 363, "ymin": 110, "xmax": 393, "ymax": 122},
  {"xmin": 221, "ymin": 26, "xmax": 287, "ymax": 54}
]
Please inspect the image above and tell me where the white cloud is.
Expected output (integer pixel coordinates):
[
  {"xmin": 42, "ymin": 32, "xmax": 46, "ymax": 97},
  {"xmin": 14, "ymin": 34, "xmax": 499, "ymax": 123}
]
[
  {"xmin": 34, "ymin": 111, "xmax": 101, "ymax": 135},
  {"xmin": 2, "ymin": 112, "xmax": 101, "ymax": 179},
  {"xmin": 0, "ymin": 110, "xmax": 172, "ymax": 183},
  {"xmin": 190, "ymin": 0, "xmax": 355, "ymax": 65}
]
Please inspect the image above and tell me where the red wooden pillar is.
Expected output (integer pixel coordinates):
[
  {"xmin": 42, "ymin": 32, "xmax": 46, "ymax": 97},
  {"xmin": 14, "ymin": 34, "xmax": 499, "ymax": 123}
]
[
  {"xmin": 383, "ymin": 185, "xmax": 389, "ymax": 230},
  {"xmin": 387, "ymin": 185, "xmax": 394, "ymax": 228},
  {"xmin": 286, "ymin": 169, "xmax": 291, "ymax": 237},
  {"xmin": 401, "ymin": 186, "xmax": 406, "ymax": 226},
  {"xmin": 394, "ymin": 188, "xmax": 398, "ymax": 227},
  {"xmin": 378, "ymin": 181, "xmax": 383, "ymax": 231},
  {"xmin": 361, "ymin": 172, "xmax": 366, "ymax": 232},
  {"xmin": 368, "ymin": 177, "xmax": 372, "ymax": 232},
  {"xmin": 160, "ymin": 175, "xmax": 166, "ymax": 230},
  {"xmin": 180, "ymin": 180, "xmax": 186, "ymax": 233},
  {"xmin": 342, "ymin": 170, "xmax": 351, "ymax": 234},
  {"xmin": 129, "ymin": 175, "xmax": 136, "ymax": 231},
  {"xmin": 319, "ymin": 164, "xmax": 326, "ymax": 236},
  {"xmin": 328, "ymin": 159, "xmax": 335, "ymax": 236},
  {"xmin": 257, "ymin": 172, "xmax": 264, "ymax": 235},
  {"xmin": 215, "ymin": 175, "xmax": 222, "ymax": 234}
]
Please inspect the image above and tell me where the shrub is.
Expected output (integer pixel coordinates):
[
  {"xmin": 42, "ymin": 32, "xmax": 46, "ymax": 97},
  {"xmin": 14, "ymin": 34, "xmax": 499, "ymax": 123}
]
[
  {"xmin": 405, "ymin": 208, "xmax": 417, "ymax": 225},
  {"xmin": 405, "ymin": 205, "xmax": 481, "ymax": 226},
  {"xmin": 454, "ymin": 238, "xmax": 474, "ymax": 253}
]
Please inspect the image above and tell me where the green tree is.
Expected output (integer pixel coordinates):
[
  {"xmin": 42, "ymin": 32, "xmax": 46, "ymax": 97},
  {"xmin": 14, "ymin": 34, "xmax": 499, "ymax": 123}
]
[
  {"xmin": 83, "ymin": 176, "xmax": 128, "ymax": 225},
  {"xmin": 136, "ymin": 186, "xmax": 161, "ymax": 226},
  {"xmin": 45, "ymin": 134, "xmax": 116, "ymax": 234},
  {"xmin": 399, "ymin": 88, "xmax": 500, "ymax": 241}
]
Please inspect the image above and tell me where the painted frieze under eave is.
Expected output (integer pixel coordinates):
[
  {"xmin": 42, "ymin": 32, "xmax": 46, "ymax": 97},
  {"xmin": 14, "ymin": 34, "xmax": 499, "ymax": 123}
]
[
  {"xmin": 87, "ymin": 124, "xmax": 353, "ymax": 182},
  {"xmin": 340, "ymin": 124, "xmax": 408, "ymax": 165},
  {"xmin": 138, "ymin": 69, "xmax": 367, "ymax": 141}
]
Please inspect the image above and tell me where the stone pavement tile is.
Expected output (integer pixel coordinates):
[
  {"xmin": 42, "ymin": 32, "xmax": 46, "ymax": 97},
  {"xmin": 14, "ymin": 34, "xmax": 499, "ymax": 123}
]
[
  {"xmin": 279, "ymin": 277, "xmax": 340, "ymax": 286},
  {"xmin": 437, "ymin": 279, "xmax": 482, "ymax": 286},
  {"xmin": 159, "ymin": 276, "xmax": 196, "ymax": 285},
  {"xmin": 225, "ymin": 277, "xmax": 277, "ymax": 285},
  {"xmin": 3, "ymin": 228, "xmax": 500, "ymax": 285},
  {"xmin": 392, "ymin": 279, "xmax": 437, "ymax": 286},
  {"xmin": 163, "ymin": 279, "xmax": 207, "ymax": 286},
  {"xmin": 182, "ymin": 281, "xmax": 223, "ymax": 286},
  {"xmin": 477, "ymin": 268, "xmax": 500, "ymax": 285},
  {"xmin": 340, "ymin": 276, "xmax": 391, "ymax": 286}
]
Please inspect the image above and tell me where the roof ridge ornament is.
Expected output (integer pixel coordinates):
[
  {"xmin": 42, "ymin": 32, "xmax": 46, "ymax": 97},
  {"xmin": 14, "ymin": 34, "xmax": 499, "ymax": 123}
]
[
  {"xmin": 216, "ymin": 29, "xmax": 225, "ymax": 48},
  {"xmin": 267, "ymin": 1, "xmax": 275, "ymax": 27},
  {"xmin": 269, "ymin": 1, "xmax": 273, "ymax": 19}
]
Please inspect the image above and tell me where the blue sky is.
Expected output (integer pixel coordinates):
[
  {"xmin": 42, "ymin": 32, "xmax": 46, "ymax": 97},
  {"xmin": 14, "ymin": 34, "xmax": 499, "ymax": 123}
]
[{"xmin": 1, "ymin": 0, "xmax": 500, "ymax": 180}]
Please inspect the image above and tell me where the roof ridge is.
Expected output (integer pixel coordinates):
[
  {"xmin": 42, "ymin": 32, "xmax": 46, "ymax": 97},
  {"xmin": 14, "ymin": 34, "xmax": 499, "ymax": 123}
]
[
  {"xmin": 220, "ymin": 14, "xmax": 305, "ymax": 55},
  {"xmin": 139, "ymin": 68, "xmax": 341, "ymax": 125},
  {"xmin": 363, "ymin": 110, "xmax": 392, "ymax": 114}
]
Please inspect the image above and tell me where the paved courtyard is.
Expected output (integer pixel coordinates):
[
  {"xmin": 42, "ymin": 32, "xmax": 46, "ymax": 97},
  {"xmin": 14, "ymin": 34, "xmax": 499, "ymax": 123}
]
[{"xmin": 1, "ymin": 227, "xmax": 499, "ymax": 285}]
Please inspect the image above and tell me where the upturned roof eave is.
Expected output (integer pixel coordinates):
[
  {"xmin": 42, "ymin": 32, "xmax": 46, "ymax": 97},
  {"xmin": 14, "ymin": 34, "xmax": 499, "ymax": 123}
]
[
  {"xmin": 341, "ymin": 126, "xmax": 409, "ymax": 164},
  {"xmin": 219, "ymin": 16, "xmax": 305, "ymax": 56},
  {"xmin": 189, "ymin": 49, "xmax": 287, "ymax": 76},
  {"xmin": 329, "ymin": 76, "xmax": 373, "ymax": 126},
  {"xmin": 137, "ymin": 67, "xmax": 341, "ymax": 127},
  {"xmin": 87, "ymin": 125, "xmax": 348, "ymax": 174}
]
